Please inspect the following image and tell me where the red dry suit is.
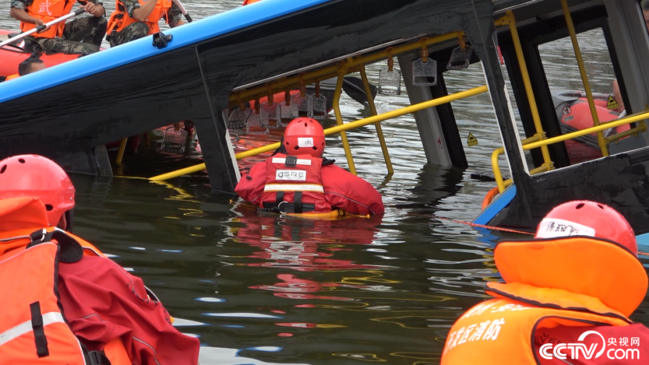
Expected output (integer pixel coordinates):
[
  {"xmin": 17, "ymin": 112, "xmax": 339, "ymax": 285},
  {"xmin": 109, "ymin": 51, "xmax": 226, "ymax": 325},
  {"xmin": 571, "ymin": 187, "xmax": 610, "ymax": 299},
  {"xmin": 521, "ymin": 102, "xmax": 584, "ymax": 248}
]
[
  {"xmin": 57, "ymin": 254, "xmax": 200, "ymax": 365},
  {"xmin": 235, "ymin": 156, "xmax": 384, "ymax": 215}
]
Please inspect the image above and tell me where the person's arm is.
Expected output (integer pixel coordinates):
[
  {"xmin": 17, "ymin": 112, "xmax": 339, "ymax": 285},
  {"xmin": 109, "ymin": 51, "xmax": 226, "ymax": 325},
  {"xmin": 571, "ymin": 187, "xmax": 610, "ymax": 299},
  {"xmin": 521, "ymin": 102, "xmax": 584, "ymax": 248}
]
[
  {"xmin": 79, "ymin": 0, "xmax": 105, "ymax": 17},
  {"xmin": 322, "ymin": 165, "xmax": 385, "ymax": 215},
  {"xmin": 234, "ymin": 163, "xmax": 267, "ymax": 205},
  {"xmin": 9, "ymin": 7, "xmax": 43, "ymax": 25},
  {"xmin": 131, "ymin": 0, "xmax": 157, "ymax": 21},
  {"xmin": 10, "ymin": 0, "xmax": 46, "ymax": 27}
]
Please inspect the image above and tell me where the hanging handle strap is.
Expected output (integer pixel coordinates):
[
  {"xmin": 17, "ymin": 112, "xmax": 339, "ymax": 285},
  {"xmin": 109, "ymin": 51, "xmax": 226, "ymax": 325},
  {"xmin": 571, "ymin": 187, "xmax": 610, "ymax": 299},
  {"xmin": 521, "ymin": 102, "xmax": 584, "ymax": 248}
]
[
  {"xmin": 30, "ymin": 301, "xmax": 49, "ymax": 358},
  {"xmin": 26, "ymin": 229, "xmax": 83, "ymax": 263}
]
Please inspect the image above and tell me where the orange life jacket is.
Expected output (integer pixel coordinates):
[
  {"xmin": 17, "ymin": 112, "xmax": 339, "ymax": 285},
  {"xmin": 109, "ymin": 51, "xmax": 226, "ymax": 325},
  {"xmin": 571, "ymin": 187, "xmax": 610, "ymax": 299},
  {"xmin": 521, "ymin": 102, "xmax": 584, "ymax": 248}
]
[
  {"xmin": 5, "ymin": 74, "xmax": 19, "ymax": 80},
  {"xmin": 261, "ymin": 153, "xmax": 332, "ymax": 213},
  {"xmin": 442, "ymin": 233, "xmax": 648, "ymax": 364},
  {"xmin": 0, "ymin": 242, "xmax": 89, "ymax": 364},
  {"xmin": 242, "ymin": 0, "xmax": 262, "ymax": 4},
  {"xmin": 20, "ymin": 0, "xmax": 76, "ymax": 39},
  {"xmin": 0, "ymin": 197, "xmax": 129, "ymax": 365},
  {"xmin": 494, "ymin": 236, "xmax": 648, "ymax": 318},
  {"xmin": 107, "ymin": 0, "xmax": 173, "ymax": 36},
  {"xmin": 441, "ymin": 283, "xmax": 631, "ymax": 364}
]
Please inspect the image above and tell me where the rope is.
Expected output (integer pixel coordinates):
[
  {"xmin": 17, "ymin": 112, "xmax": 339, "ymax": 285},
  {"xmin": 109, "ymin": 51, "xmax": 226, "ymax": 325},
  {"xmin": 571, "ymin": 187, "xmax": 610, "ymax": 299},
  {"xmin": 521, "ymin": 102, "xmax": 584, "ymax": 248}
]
[
  {"xmin": 435, "ymin": 216, "xmax": 534, "ymax": 235},
  {"xmin": 434, "ymin": 216, "xmax": 649, "ymax": 256}
]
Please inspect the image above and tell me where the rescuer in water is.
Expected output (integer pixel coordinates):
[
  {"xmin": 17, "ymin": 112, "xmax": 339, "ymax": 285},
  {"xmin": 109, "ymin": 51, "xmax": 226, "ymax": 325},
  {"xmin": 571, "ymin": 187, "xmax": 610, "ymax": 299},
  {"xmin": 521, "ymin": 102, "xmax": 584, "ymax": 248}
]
[
  {"xmin": 441, "ymin": 200, "xmax": 649, "ymax": 365},
  {"xmin": 235, "ymin": 117, "xmax": 384, "ymax": 216}
]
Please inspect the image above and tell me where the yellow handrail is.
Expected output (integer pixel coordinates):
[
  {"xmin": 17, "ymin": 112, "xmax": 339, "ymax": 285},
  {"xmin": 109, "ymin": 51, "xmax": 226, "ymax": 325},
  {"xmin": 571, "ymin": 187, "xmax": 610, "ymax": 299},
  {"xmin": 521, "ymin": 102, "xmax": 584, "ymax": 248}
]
[
  {"xmin": 361, "ymin": 65, "xmax": 394, "ymax": 175},
  {"xmin": 149, "ymin": 85, "xmax": 489, "ymax": 181},
  {"xmin": 496, "ymin": 164, "xmax": 550, "ymax": 192},
  {"xmin": 495, "ymin": 12, "xmax": 553, "ymax": 172},
  {"xmin": 491, "ymin": 134, "xmax": 541, "ymax": 192},
  {"xmin": 491, "ymin": 147, "xmax": 507, "ymax": 193},
  {"xmin": 333, "ymin": 65, "xmax": 357, "ymax": 175},
  {"xmin": 116, "ymin": 138, "xmax": 128, "ymax": 164},
  {"xmin": 491, "ymin": 110, "xmax": 649, "ymax": 191},
  {"xmin": 606, "ymin": 124, "xmax": 647, "ymax": 144},
  {"xmin": 560, "ymin": 0, "xmax": 608, "ymax": 156},
  {"xmin": 524, "ymin": 111, "xmax": 649, "ymax": 151}
]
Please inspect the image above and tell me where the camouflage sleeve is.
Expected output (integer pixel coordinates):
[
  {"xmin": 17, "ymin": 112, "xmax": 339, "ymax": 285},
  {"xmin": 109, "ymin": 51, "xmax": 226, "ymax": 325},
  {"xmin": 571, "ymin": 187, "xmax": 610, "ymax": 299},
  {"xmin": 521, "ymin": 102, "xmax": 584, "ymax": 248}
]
[
  {"xmin": 120, "ymin": 0, "xmax": 141, "ymax": 17},
  {"xmin": 10, "ymin": 0, "xmax": 31, "ymax": 10},
  {"xmin": 166, "ymin": 2, "xmax": 183, "ymax": 28}
]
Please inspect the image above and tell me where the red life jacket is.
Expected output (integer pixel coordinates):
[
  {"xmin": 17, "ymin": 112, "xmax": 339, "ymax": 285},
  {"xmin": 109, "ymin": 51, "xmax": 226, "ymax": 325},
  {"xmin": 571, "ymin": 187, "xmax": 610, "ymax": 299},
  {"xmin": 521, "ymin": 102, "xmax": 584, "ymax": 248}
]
[{"xmin": 261, "ymin": 154, "xmax": 332, "ymax": 213}]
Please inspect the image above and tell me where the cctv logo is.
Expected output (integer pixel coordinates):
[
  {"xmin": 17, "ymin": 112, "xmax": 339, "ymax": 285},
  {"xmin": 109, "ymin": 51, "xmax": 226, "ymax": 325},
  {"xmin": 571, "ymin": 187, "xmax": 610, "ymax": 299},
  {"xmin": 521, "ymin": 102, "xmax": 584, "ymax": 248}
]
[{"xmin": 539, "ymin": 331, "xmax": 640, "ymax": 361}]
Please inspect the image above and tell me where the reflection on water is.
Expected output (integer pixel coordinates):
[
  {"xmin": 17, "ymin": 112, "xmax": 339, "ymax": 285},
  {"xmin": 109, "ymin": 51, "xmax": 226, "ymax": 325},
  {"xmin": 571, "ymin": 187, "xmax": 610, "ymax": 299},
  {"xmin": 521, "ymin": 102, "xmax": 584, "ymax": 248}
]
[{"xmin": 2, "ymin": 1, "xmax": 649, "ymax": 364}]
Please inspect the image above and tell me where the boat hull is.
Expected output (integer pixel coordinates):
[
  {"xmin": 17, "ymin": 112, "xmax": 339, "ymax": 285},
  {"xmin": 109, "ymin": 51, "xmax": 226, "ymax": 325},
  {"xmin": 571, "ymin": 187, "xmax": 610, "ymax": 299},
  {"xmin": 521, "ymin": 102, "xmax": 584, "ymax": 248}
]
[{"xmin": 0, "ymin": 30, "xmax": 80, "ymax": 79}]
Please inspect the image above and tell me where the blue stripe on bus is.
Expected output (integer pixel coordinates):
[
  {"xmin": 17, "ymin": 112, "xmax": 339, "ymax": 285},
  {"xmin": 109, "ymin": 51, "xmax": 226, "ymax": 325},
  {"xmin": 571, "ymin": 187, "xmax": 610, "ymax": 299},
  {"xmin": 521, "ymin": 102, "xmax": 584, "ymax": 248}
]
[{"xmin": 472, "ymin": 184, "xmax": 516, "ymax": 225}]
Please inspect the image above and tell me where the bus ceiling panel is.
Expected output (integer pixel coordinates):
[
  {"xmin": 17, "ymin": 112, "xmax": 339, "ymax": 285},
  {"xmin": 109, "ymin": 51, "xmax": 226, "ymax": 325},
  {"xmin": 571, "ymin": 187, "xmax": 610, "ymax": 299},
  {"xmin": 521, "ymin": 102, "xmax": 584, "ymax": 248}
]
[
  {"xmin": 232, "ymin": 38, "xmax": 408, "ymax": 92},
  {"xmin": 195, "ymin": 0, "xmax": 499, "ymax": 98},
  {"xmin": 233, "ymin": 35, "xmax": 482, "ymax": 95}
]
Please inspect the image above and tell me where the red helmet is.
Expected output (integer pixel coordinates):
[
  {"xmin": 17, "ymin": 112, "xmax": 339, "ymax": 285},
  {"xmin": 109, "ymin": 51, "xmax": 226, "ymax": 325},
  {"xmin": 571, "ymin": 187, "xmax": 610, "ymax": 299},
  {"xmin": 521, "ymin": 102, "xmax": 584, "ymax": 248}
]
[
  {"xmin": 0, "ymin": 155, "xmax": 75, "ymax": 227},
  {"xmin": 535, "ymin": 200, "xmax": 637, "ymax": 256},
  {"xmin": 283, "ymin": 118, "xmax": 325, "ymax": 157}
]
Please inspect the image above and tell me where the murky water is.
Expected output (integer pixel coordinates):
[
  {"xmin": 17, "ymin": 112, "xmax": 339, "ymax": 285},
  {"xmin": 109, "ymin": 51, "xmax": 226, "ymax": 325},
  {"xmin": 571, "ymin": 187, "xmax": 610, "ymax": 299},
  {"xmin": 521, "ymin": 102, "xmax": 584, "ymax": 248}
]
[{"xmin": 1, "ymin": 1, "xmax": 648, "ymax": 364}]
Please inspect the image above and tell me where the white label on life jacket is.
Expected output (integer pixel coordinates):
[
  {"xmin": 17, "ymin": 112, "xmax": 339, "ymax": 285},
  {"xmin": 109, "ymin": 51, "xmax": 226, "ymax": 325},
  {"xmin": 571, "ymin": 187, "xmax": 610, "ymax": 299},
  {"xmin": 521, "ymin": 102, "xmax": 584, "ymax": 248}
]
[
  {"xmin": 264, "ymin": 184, "xmax": 324, "ymax": 192},
  {"xmin": 536, "ymin": 218, "xmax": 596, "ymax": 239},
  {"xmin": 297, "ymin": 137, "xmax": 314, "ymax": 147},
  {"xmin": 276, "ymin": 170, "xmax": 307, "ymax": 181},
  {"xmin": 271, "ymin": 158, "xmax": 312, "ymax": 166}
]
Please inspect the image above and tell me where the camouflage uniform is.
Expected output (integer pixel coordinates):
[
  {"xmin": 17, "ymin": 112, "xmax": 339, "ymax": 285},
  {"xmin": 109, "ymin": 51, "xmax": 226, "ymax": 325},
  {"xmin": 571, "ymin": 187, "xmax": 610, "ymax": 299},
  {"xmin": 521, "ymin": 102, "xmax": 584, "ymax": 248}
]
[
  {"xmin": 107, "ymin": 0, "xmax": 181, "ymax": 47},
  {"xmin": 11, "ymin": 0, "xmax": 106, "ymax": 55}
]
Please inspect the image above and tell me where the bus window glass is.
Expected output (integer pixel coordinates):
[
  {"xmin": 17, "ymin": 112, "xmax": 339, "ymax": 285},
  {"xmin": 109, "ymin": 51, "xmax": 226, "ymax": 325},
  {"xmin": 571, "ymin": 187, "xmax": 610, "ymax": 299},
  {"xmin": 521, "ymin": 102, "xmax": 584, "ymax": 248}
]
[{"xmin": 538, "ymin": 28, "xmax": 621, "ymax": 165}]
